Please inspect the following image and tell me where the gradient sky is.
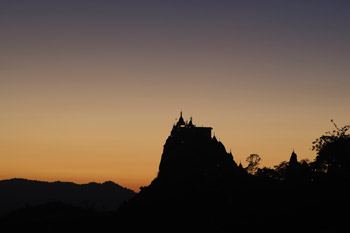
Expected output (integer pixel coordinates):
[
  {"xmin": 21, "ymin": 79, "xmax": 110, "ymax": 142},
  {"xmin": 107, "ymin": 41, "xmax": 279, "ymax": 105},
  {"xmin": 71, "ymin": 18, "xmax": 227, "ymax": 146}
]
[{"xmin": 1, "ymin": 1, "xmax": 350, "ymax": 191}]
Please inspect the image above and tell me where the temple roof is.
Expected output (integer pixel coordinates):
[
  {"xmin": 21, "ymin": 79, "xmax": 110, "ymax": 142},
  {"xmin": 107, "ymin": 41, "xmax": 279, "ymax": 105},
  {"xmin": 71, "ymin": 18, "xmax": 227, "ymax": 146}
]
[{"xmin": 176, "ymin": 111, "xmax": 186, "ymax": 127}]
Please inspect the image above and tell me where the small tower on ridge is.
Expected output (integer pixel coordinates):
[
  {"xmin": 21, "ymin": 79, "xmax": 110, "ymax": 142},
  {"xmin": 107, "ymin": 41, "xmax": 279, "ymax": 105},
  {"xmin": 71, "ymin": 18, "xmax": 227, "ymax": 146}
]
[{"xmin": 176, "ymin": 111, "xmax": 186, "ymax": 127}]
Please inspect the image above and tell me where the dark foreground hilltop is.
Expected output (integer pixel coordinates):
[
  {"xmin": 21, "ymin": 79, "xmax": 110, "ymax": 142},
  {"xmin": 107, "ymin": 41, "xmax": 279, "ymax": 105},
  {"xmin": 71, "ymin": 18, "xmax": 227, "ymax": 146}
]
[
  {"xmin": 1, "ymin": 114, "xmax": 350, "ymax": 232},
  {"xmin": 0, "ymin": 179, "xmax": 135, "ymax": 231}
]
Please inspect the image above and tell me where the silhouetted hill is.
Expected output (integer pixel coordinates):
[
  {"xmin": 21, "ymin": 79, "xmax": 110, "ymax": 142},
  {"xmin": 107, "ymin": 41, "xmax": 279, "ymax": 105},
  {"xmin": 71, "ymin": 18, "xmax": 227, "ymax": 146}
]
[
  {"xmin": 118, "ymin": 114, "xmax": 350, "ymax": 233},
  {"xmin": 0, "ymin": 178, "xmax": 135, "ymax": 216}
]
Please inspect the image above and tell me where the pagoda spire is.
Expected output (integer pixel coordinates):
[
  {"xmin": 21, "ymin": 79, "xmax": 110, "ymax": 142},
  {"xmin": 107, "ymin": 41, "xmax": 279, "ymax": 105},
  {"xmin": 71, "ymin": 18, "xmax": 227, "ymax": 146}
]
[
  {"xmin": 188, "ymin": 116, "xmax": 194, "ymax": 127},
  {"xmin": 176, "ymin": 110, "xmax": 186, "ymax": 127}
]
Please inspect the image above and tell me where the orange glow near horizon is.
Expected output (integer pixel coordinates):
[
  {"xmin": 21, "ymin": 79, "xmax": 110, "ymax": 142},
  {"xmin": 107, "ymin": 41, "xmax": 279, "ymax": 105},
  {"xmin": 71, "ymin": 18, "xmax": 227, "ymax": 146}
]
[{"xmin": 1, "ymin": 104, "xmax": 349, "ymax": 191}]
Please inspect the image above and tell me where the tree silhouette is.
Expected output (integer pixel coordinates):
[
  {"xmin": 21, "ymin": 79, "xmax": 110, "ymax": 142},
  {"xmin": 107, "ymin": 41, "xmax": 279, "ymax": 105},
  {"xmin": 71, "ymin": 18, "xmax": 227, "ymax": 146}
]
[
  {"xmin": 273, "ymin": 161, "xmax": 288, "ymax": 180},
  {"xmin": 245, "ymin": 154, "xmax": 261, "ymax": 175},
  {"xmin": 312, "ymin": 120, "xmax": 350, "ymax": 175}
]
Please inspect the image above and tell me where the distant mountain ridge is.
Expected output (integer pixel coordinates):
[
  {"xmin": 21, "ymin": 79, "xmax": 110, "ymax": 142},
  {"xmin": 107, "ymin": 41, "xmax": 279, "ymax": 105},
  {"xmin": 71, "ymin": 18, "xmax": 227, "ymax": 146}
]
[{"xmin": 0, "ymin": 178, "xmax": 135, "ymax": 216}]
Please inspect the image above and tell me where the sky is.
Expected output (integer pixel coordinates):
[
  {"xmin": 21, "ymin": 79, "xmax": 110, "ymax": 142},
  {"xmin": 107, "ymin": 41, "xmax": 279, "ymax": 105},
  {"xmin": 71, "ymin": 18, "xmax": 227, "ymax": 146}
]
[{"xmin": 1, "ymin": 0, "xmax": 350, "ymax": 191}]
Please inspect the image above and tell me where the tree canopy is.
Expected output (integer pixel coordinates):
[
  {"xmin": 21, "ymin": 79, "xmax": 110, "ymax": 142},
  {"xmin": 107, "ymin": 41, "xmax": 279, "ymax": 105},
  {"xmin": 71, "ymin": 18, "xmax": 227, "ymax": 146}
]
[{"xmin": 312, "ymin": 120, "xmax": 350, "ymax": 175}]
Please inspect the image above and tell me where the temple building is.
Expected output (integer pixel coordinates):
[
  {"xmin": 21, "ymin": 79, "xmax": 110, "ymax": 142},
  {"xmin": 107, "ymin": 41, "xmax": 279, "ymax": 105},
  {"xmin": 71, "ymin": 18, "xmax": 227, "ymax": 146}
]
[{"xmin": 171, "ymin": 111, "xmax": 212, "ymax": 139}]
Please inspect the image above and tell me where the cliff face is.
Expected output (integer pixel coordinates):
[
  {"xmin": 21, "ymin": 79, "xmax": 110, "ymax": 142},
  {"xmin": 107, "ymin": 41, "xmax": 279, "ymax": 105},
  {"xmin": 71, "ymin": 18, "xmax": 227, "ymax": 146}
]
[
  {"xmin": 140, "ymin": 113, "xmax": 240, "ymax": 191},
  {"xmin": 158, "ymin": 131, "xmax": 237, "ymax": 185},
  {"xmin": 130, "ymin": 116, "xmax": 245, "ymax": 203}
]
